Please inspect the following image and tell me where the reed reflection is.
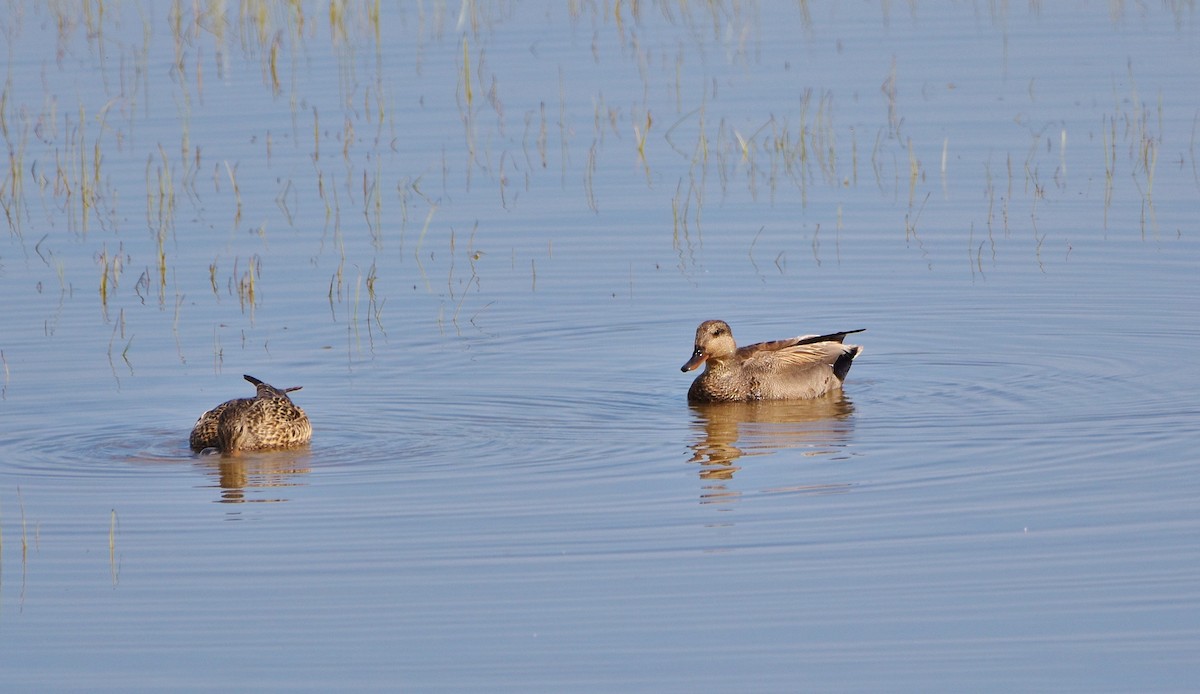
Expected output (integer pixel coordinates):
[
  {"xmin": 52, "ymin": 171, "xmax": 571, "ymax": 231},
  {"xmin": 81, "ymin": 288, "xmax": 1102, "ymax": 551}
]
[
  {"xmin": 686, "ymin": 393, "xmax": 857, "ymax": 503},
  {"xmin": 194, "ymin": 448, "xmax": 312, "ymax": 504}
]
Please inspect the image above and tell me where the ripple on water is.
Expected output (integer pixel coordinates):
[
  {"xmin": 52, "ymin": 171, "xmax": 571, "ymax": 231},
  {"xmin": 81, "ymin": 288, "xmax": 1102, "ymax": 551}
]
[
  {"xmin": 0, "ymin": 420, "xmax": 315, "ymax": 507},
  {"xmin": 311, "ymin": 384, "xmax": 680, "ymax": 479},
  {"xmin": 0, "ymin": 422, "xmax": 190, "ymax": 479},
  {"xmin": 865, "ymin": 344, "xmax": 1167, "ymax": 429},
  {"xmin": 843, "ymin": 335, "xmax": 1199, "ymax": 536}
]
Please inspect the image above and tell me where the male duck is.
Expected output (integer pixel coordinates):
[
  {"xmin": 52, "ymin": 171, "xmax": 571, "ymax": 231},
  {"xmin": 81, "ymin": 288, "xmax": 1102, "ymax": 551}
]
[
  {"xmin": 189, "ymin": 374, "xmax": 312, "ymax": 453},
  {"xmin": 681, "ymin": 320, "xmax": 864, "ymax": 402}
]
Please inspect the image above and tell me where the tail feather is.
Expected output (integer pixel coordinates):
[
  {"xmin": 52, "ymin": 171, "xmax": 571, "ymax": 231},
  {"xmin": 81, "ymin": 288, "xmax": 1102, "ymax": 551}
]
[
  {"xmin": 832, "ymin": 345, "xmax": 862, "ymax": 381},
  {"xmin": 797, "ymin": 328, "xmax": 865, "ymax": 346}
]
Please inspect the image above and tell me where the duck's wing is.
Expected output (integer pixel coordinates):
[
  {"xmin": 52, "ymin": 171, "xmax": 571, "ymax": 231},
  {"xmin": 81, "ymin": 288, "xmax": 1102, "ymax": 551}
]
[
  {"xmin": 241, "ymin": 396, "xmax": 312, "ymax": 449},
  {"xmin": 735, "ymin": 336, "xmax": 804, "ymax": 357},
  {"xmin": 744, "ymin": 341, "xmax": 856, "ymax": 373},
  {"xmin": 736, "ymin": 329, "xmax": 864, "ymax": 358},
  {"xmin": 744, "ymin": 340, "xmax": 863, "ymax": 399}
]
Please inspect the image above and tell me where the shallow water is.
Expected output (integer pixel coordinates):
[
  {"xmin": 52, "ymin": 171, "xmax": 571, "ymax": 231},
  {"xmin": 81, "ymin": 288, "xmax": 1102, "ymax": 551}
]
[{"xmin": 2, "ymin": 2, "xmax": 1199, "ymax": 691}]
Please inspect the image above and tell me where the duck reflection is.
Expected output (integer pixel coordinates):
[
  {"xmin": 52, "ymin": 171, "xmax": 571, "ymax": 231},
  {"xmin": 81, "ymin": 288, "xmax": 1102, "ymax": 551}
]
[
  {"xmin": 193, "ymin": 448, "xmax": 312, "ymax": 504},
  {"xmin": 686, "ymin": 393, "xmax": 856, "ymax": 502}
]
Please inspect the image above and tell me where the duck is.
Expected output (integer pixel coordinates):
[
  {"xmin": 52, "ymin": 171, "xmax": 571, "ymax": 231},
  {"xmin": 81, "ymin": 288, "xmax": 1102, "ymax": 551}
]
[
  {"xmin": 189, "ymin": 374, "xmax": 312, "ymax": 453},
  {"xmin": 681, "ymin": 320, "xmax": 864, "ymax": 402}
]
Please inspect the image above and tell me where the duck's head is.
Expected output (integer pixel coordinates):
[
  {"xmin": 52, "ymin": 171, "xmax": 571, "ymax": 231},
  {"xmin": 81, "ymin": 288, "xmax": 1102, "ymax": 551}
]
[{"xmin": 681, "ymin": 320, "xmax": 737, "ymax": 372}]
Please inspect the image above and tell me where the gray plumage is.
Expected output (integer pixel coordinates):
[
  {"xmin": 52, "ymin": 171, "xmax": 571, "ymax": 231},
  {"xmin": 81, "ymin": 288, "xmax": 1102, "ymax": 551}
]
[{"xmin": 681, "ymin": 320, "xmax": 863, "ymax": 402}]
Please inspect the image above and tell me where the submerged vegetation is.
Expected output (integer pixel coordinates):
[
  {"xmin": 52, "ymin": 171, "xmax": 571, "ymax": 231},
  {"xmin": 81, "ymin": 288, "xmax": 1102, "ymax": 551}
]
[{"xmin": 0, "ymin": 1, "xmax": 1194, "ymax": 375}]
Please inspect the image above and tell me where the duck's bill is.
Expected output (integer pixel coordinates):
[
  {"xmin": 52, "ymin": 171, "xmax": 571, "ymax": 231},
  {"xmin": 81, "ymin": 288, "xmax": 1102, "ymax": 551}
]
[{"xmin": 681, "ymin": 350, "xmax": 707, "ymax": 372}]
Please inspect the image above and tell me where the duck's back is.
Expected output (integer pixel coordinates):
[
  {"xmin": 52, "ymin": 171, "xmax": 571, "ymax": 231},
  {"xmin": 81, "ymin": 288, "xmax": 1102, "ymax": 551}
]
[
  {"xmin": 217, "ymin": 396, "xmax": 312, "ymax": 452},
  {"xmin": 690, "ymin": 339, "xmax": 862, "ymax": 402},
  {"xmin": 748, "ymin": 341, "xmax": 862, "ymax": 400}
]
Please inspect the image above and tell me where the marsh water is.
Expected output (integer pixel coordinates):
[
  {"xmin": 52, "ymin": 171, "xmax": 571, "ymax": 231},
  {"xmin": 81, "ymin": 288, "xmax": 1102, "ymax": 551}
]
[{"xmin": 2, "ymin": 2, "xmax": 1199, "ymax": 690}]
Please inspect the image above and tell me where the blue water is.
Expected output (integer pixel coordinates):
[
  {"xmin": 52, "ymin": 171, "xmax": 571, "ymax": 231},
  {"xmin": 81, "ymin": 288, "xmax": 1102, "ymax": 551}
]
[{"xmin": 1, "ymin": 2, "xmax": 1198, "ymax": 691}]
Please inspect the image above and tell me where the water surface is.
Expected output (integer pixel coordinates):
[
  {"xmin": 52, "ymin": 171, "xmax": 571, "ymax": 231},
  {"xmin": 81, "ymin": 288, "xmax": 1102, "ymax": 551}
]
[{"xmin": 1, "ymin": 2, "xmax": 1198, "ymax": 691}]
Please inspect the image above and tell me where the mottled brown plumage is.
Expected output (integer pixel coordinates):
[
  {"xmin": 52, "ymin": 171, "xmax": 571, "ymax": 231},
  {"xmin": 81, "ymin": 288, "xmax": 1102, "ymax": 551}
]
[
  {"xmin": 189, "ymin": 375, "xmax": 312, "ymax": 453},
  {"xmin": 681, "ymin": 320, "xmax": 864, "ymax": 402}
]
